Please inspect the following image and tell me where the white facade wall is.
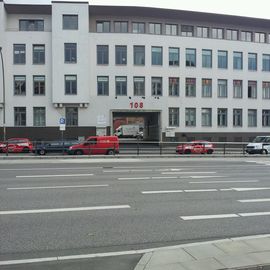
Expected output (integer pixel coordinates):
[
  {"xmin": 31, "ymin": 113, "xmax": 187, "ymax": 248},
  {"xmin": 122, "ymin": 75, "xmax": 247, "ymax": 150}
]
[{"xmin": 1, "ymin": 1, "xmax": 270, "ymax": 140}]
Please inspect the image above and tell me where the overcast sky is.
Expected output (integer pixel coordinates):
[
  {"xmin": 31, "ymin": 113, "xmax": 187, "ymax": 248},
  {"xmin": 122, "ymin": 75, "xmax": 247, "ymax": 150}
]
[{"xmin": 5, "ymin": 0, "xmax": 270, "ymax": 20}]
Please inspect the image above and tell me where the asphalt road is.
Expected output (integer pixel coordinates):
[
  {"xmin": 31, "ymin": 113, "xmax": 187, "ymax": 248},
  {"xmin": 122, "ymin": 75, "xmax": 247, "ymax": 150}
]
[{"xmin": 1, "ymin": 157, "xmax": 270, "ymax": 269}]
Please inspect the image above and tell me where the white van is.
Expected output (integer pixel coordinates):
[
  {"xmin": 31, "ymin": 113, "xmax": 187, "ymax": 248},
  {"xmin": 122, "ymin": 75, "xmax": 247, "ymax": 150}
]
[{"xmin": 246, "ymin": 136, "xmax": 270, "ymax": 154}]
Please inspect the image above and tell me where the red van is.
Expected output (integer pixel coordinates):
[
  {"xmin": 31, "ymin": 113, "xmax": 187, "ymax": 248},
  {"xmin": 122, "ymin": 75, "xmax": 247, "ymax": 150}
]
[{"xmin": 68, "ymin": 136, "xmax": 119, "ymax": 155}]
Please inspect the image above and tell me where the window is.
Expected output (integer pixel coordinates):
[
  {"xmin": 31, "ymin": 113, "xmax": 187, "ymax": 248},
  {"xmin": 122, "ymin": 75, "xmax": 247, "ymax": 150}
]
[
  {"xmin": 169, "ymin": 108, "xmax": 179, "ymax": 126},
  {"xmin": 132, "ymin": 22, "xmax": 145, "ymax": 33},
  {"xmin": 65, "ymin": 75, "xmax": 77, "ymax": 95},
  {"xmin": 233, "ymin": 80, "xmax": 242, "ymax": 98},
  {"xmin": 134, "ymin": 46, "xmax": 145, "ymax": 65},
  {"xmin": 185, "ymin": 108, "xmax": 196, "ymax": 126},
  {"xmin": 134, "ymin": 77, "xmax": 145, "ymax": 96},
  {"xmin": 97, "ymin": 76, "xmax": 109, "ymax": 96},
  {"xmin": 202, "ymin": 49, "xmax": 212, "ymax": 68},
  {"xmin": 233, "ymin": 109, "xmax": 242, "ymax": 127},
  {"xmin": 212, "ymin": 28, "xmax": 224, "ymax": 39},
  {"xmin": 33, "ymin": 45, "xmax": 45, "ymax": 64},
  {"xmin": 201, "ymin": 108, "xmax": 212, "ymax": 127},
  {"xmin": 151, "ymin": 77, "xmax": 162, "ymax": 96},
  {"xmin": 254, "ymin": 32, "xmax": 265, "ymax": 43},
  {"xmin": 19, "ymin": 19, "xmax": 44, "ymax": 31},
  {"xmin": 233, "ymin": 51, "xmax": 243, "ymax": 70},
  {"xmin": 151, "ymin": 47, "xmax": 162, "ymax": 65},
  {"xmin": 63, "ymin": 15, "xmax": 78, "ymax": 30},
  {"xmin": 115, "ymin": 76, "xmax": 127, "ymax": 96},
  {"xmin": 218, "ymin": 79, "xmax": 227, "ymax": 98},
  {"xmin": 248, "ymin": 109, "xmax": 257, "ymax": 127},
  {"xmin": 33, "ymin": 76, "xmax": 45, "ymax": 95},
  {"xmin": 149, "ymin": 23, "xmax": 161, "ymax": 34},
  {"xmin": 64, "ymin": 43, "xmax": 77, "ymax": 63},
  {"xmin": 197, "ymin": 26, "xmax": 209, "ymax": 38},
  {"xmin": 227, "ymin": 29, "xmax": 238, "ymax": 40},
  {"xmin": 185, "ymin": 78, "xmax": 196, "ymax": 97},
  {"xmin": 169, "ymin": 47, "xmax": 179, "ymax": 66},
  {"xmin": 14, "ymin": 107, "xmax": 26, "ymax": 126},
  {"xmin": 115, "ymin": 46, "xmax": 127, "ymax": 65},
  {"xmin": 169, "ymin": 77, "xmax": 179, "ymax": 96},
  {"xmin": 66, "ymin": 107, "xmax": 78, "ymax": 126},
  {"xmin": 96, "ymin": 21, "xmax": 110, "ymax": 33},
  {"xmin": 248, "ymin": 81, "xmax": 257, "ymax": 98},
  {"xmin": 14, "ymin": 76, "xmax": 26, "ymax": 95},
  {"xmin": 263, "ymin": 82, "xmax": 270, "ymax": 99},
  {"xmin": 241, "ymin": 31, "xmax": 252, "ymax": 42},
  {"xmin": 165, "ymin": 24, "xmax": 177, "ymax": 36},
  {"xmin": 13, "ymin": 44, "xmax": 25, "ymax": 64},
  {"xmin": 262, "ymin": 54, "xmax": 270, "ymax": 71},
  {"xmin": 262, "ymin": 110, "xmax": 270, "ymax": 127},
  {"xmin": 202, "ymin": 79, "xmax": 212, "ymax": 97},
  {"xmin": 114, "ymin": 21, "xmax": 128, "ymax": 33},
  {"xmin": 33, "ymin": 107, "xmax": 45, "ymax": 126},
  {"xmin": 97, "ymin": 45, "xmax": 109, "ymax": 65},
  {"xmin": 218, "ymin": 50, "xmax": 228, "ymax": 69},
  {"xmin": 186, "ymin": 48, "xmax": 196, "ymax": 67},
  {"xmin": 181, "ymin": 25, "xmax": 194, "ymax": 36},
  {"xmin": 248, "ymin": 53, "xmax": 257, "ymax": 71},
  {"xmin": 217, "ymin": 108, "xmax": 227, "ymax": 127}
]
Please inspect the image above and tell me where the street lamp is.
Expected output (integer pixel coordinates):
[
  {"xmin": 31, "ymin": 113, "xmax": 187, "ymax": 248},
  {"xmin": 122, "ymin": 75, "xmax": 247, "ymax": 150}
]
[{"xmin": 0, "ymin": 46, "xmax": 6, "ymax": 142}]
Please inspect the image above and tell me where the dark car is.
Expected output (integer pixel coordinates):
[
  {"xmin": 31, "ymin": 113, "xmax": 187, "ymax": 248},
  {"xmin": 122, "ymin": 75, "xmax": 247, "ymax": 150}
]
[{"xmin": 33, "ymin": 140, "xmax": 78, "ymax": 155}]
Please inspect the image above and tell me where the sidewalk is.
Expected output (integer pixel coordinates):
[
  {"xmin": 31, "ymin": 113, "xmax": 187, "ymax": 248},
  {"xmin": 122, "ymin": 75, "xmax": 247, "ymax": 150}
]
[{"xmin": 134, "ymin": 235, "xmax": 270, "ymax": 270}]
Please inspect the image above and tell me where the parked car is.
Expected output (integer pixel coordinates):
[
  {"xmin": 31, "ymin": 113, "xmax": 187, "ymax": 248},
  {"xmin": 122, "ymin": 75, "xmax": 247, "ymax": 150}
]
[
  {"xmin": 246, "ymin": 136, "xmax": 270, "ymax": 154},
  {"xmin": 176, "ymin": 140, "xmax": 214, "ymax": 154},
  {"xmin": 32, "ymin": 140, "xmax": 78, "ymax": 155},
  {"xmin": 68, "ymin": 136, "xmax": 119, "ymax": 155},
  {"xmin": 0, "ymin": 138, "xmax": 33, "ymax": 153}
]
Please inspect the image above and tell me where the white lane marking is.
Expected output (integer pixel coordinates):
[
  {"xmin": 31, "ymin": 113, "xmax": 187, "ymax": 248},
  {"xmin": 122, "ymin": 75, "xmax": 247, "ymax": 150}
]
[
  {"xmin": 238, "ymin": 198, "xmax": 270, "ymax": 203},
  {"xmin": 0, "ymin": 205, "xmax": 130, "ymax": 215},
  {"xmin": 1, "ymin": 234, "xmax": 270, "ymax": 266},
  {"xmin": 7, "ymin": 184, "xmax": 109, "ymax": 190},
  {"xmin": 220, "ymin": 188, "xmax": 233, "ymax": 191},
  {"xmin": 184, "ymin": 189, "xmax": 217, "ymax": 192},
  {"xmin": 162, "ymin": 172, "xmax": 216, "ymax": 175},
  {"xmin": 0, "ymin": 167, "xmax": 100, "ymax": 171},
  {"xmin": 232, "ymin": 187, "xmax": 270, "ymax": 191},
  {"xmin": 151, "ymin": 176, "xmax": 178, "ymax": 179},
  {"xmin": 239, "ymin": 212, "xmax": 270, "ymax": 217},
  {"xmin": 142, "ymin": 190, "xmax": 183, "ymax": 194},
  {"xmin": 189, "ymin": 176, "xmax": 225, "ymax": 179},
  {"xmin": 181, "ymin": 214, "xmax": 239, "ymax": 220},
  {"xmin": 16, "ymin": 174, "xmax": 94, "ymax": 178},
  {"xmin": 118, "ymin": 177, "xmax": 151, "ymax": 180},
  {"xmin": 189, "ymin": 180, "xmax": 259, "ymax": 184}
]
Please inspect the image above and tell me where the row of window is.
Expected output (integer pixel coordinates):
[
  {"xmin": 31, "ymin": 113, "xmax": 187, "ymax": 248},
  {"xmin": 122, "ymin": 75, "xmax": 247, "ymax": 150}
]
[
  {"xmin": 18, "ymin": 17, "xmax": 270, "ymax": 45},
  {"xmin": 13, "ymin": 75, "xmax": 270, "ymax": 99},
  {"xmin": 13, "ymin": 106, "xmax": 270, "ymax": 128},
  {"xmin": 14, "ymin": 43, "xmax": 270, "ymax": 72},
  {"xmin": 168, "ymin": 108, "xmax": 270, "ymax": 128}
]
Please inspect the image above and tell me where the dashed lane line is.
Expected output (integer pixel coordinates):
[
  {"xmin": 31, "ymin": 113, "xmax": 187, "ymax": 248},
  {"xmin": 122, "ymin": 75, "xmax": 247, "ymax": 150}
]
[
  {"xmin": 16, "ymin": 174, "xmax": 94, "ymax": 178},
  {"xmin": 7, "ymin": 184, "xmax": 109, "ymax": 190}
]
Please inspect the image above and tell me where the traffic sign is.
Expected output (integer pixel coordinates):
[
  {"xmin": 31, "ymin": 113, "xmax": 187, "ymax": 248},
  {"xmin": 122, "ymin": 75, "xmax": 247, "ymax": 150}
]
[{"xmin": 60, "ymin": 117, "xmax": 65, "ymax": 125}]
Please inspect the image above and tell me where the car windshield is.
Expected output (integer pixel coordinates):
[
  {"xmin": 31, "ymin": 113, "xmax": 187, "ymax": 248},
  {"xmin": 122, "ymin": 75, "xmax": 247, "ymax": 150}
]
[{"xmin": 252, "ymin": 137, "xmax": 267, "ymax": 143}]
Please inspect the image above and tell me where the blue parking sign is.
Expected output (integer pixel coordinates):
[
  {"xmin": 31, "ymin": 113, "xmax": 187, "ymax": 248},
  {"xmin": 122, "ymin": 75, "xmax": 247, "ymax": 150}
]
[{"xmin": 60, "ymin": 117, "xmax": 65, "ymax": 125}]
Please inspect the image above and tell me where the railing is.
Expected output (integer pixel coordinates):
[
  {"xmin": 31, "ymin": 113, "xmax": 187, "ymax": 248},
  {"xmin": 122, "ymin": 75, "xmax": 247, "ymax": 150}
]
[{"xmin": 0, "ymin": 140, "xmax": 260, "ymax": 156}]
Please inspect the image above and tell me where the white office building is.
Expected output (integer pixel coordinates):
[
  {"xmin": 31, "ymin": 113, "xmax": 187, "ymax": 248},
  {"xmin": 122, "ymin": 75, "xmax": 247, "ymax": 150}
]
[{"xmin": 0, "ymin": 0, "xmax": 270, "ymax": 141}]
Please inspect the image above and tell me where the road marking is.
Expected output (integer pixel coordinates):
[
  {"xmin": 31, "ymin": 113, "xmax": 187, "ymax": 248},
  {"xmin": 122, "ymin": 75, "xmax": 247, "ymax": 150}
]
[
  {"xmin": 16, "ymin": 174, "xmax": 94, "ymax": 178},
  {"xmin": 118, "ymin": 177, "xmax": 151, "ymax": 180},
  {"xmin": 162, "ymin": 172, "xmax": 216, "ymax": 175},
  {"xmin": 1, "ymin": 234, "xmax": 270, "ymax": 266},
  {"xmin": 184, "ymin": 189, "xmax": 217, "ymax": 192},
  {"xmin": 0, "ymin": 167, "xmax": 100, "ymax": 171},
  {"xmin": 151, "ymin": 176, "xmax": 178, "ymax": 179},
  {"xmin": 239, "ymin": 212, "xmax": 270, "ymax": 217},
  {"xmin": 181, "ymin": 214, "xmax": 239, "ymax": 220},
  {"xmin": 142, "ymin": 190, "xmax": 183, "ymax": 194},
  {"xmin": 238, "ymin": 198, "xmax": 270, "ymax": 203},
  {"xmin": 189, "ymin": 180, "xmax": 258, "ymax": 184},
  {"xmin": 7, "ymin": 184, "xmax": 109, "ymax": 190},
  {"xmin": 232, "ymin": 187, "xmax": 270, "ymax": 192},
  {"xmin": 0, "ymin": 205, "xmax": 130, "ymax": 215},
  {"xmin": 220, "ymin": 188, "xmax": 233, "ymax": 191},
  {"xmin": 189, "ymin": 176, "xmax": 225, "ymax": 179}
]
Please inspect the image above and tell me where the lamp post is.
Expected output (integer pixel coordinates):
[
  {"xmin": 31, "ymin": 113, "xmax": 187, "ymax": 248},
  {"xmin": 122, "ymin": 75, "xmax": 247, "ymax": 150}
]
[{"xmin": 0, "ymin": 46, "xmax": 6, "ymax": 142}]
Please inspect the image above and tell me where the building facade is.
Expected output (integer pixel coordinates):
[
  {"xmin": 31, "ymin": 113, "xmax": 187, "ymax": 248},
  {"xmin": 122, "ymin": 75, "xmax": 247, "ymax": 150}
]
[{"xmin": 0, "ymin": 0, "xmax": 270, "ymax": 141}]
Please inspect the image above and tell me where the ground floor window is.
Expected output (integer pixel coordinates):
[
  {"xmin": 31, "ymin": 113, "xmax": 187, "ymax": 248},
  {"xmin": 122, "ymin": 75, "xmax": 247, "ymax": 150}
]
[
  {"xmin": 14, "ymin": 107, "xmax": 26, "ymax": 126},
  {"xmin": 66, "ymin": 107, "xmax": 78, "ymax": 126},
  {"xmin": 33, "ymin": 107, "xmax": 46, "ymax": 126},
  {"xmin": 168, "ymin": 107, "xmax": 179, "ymax": 126}
]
